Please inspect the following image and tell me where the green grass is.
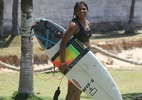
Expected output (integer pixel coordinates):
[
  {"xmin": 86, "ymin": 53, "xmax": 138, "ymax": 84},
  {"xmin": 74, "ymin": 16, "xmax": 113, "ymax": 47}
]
[
  {"xmin": 0, "ymin": 69, "xmax": 142, "ymax": 100},
  {"xmin": 0, "ymin": 36, "xmax": 44, "ymax": 57},
  {"xmin": 109, "ymin": 69, "xmax": 142, "ymax": 94},
  {"xmin": 0, "ymin": 31, "xmax": 142, "ymax": 99}
]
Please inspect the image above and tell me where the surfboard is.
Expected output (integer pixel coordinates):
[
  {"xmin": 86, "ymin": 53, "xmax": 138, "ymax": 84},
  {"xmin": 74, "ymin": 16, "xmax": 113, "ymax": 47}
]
[{"xmin": 32, "ymin": 18, "xmax": 122, "ymax": 100}]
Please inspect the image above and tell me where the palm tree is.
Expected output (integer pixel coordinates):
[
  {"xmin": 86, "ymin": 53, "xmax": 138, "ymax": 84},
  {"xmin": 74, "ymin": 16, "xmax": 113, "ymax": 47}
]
[
  {"xmin": 18, "ymin": 0, "xmax": 34, "ymax": 95},
  {"xmin": 0, "ymin": 0, "xmax": 4, "ymax": 38},
  {"xmin": 2, "ymin": 0, "xmax": 19, "ymax": 47},
  {"xmin": 11, "ymin": 0, "xmax": 19, "ymax": 36},
  {"xmin": 125, "ymin": 0, "xmax": 136, "ymax": 34}
]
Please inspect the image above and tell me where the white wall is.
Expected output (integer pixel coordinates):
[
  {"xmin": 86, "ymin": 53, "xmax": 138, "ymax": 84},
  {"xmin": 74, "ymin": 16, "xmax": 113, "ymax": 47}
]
[{"xmin": 3, "ymin": 0, "xmax": 142, "ymax": 27}]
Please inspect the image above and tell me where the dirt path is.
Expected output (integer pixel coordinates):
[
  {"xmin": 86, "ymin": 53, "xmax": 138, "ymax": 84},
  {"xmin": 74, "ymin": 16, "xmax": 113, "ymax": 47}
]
[{"xmin": 95, "ymin": 47, "xmax": 142, "ymax": 69}]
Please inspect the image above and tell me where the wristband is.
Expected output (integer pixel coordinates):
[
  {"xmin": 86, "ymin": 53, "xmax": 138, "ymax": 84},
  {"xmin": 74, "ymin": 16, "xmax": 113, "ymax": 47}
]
[{"xmin": 60, "ymin": 62, "xmax": 66, "ymax": 65}]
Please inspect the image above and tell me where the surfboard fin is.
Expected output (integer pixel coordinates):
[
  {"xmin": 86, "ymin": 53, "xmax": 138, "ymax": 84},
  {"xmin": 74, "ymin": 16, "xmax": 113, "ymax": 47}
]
[{"xmin": 53, "ymin": 87, "xmax": 61, "ymax": 100}]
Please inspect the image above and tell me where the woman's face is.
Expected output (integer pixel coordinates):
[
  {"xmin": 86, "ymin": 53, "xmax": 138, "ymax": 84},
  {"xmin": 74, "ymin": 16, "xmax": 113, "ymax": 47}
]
[{"xmin": 75, "ymin": 4, "xmax": 88, "ymax": 20}]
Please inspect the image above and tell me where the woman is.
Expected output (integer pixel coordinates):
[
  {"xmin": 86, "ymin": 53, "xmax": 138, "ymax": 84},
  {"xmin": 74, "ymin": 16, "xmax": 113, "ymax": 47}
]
[{"xmin": 59, "ymin": 1, "xmax": 92, "ymax": 100}]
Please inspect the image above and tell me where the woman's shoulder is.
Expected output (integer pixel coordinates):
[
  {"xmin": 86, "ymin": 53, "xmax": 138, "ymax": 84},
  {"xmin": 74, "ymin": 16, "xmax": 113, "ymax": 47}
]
[
  {"xmin": 66, "ymin": 19, "xmax": 79, "ymax": 34},
  {"xmin": 69, "ymin": 19, "xmax": 79, "ymax": 29},
  {"xmin": 70, "ymin": 19, "xmax": 78, "ymax": 24}
]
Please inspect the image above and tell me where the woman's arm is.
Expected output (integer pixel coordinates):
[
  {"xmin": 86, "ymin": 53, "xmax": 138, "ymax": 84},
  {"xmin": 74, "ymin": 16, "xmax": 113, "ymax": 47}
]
[{"xmin": 59, "ymin": 21, "xmax": 78, "ymax": 73}]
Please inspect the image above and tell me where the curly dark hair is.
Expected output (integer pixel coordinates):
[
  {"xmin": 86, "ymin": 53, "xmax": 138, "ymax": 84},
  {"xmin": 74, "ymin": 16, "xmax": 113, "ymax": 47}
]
[{"xmin": 73, "ymin": 1, "xmax": 88, "ymax": 19}]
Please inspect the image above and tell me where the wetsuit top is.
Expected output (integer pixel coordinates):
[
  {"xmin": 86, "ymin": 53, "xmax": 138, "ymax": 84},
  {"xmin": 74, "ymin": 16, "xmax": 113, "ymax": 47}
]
[{"xmin": 72, "ymin": 19, "xmax": 92, "ymax": 42}]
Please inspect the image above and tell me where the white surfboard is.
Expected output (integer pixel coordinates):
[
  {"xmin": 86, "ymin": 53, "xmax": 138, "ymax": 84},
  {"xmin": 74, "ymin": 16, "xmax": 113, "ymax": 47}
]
[{"xmin": 32, "ymin": 18, "xmax": 122, "ymax": 100}]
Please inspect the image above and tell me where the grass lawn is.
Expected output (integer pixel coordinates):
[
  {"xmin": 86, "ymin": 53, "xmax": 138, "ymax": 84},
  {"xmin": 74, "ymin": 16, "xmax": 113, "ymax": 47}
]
[
  {"xmin": 0, "ymin": 31, "xmax": 142, "ymax": 99},
  {"xmin": 0, "ymin": 68, "xmax": 142, "ymax": 100}
]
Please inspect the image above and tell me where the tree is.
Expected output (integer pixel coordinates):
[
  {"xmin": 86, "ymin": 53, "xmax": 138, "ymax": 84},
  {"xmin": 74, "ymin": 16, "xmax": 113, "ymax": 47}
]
[
  {"xmin": 3, "ymin": 0, "xmax": 19, "ymax": 47},
  {"xmin": 17, "ymin": 0, "xmax": 34, "ymax": 96},
  {"xmin": 11, "ymin": 0, "xmax": 19, "ymax": 36},
  {"xmin": 0, "ymin": 0, "xmax": 4, "ymax": 37},
  {"xmin": 125, "ymin": 0, "xmax": 136, "ymax": 34}
]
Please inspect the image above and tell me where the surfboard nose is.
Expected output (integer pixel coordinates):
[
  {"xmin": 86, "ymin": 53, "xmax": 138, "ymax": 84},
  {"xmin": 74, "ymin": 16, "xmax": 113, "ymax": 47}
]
[{"xmin": 32, "ymin": 18, "xmax": 63, "ymax": 49}]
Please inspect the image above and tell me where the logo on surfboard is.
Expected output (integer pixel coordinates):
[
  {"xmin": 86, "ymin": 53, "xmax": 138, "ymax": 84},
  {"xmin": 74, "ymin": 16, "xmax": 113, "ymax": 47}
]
[{"xmin": 72, "ymin": 79, "xmax": 81, "ymax": 88}]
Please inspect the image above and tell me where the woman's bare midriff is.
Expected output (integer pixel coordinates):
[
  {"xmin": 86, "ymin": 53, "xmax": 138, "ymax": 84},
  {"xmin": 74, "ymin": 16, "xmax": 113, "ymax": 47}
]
[{"xmin": 83, "ymin": 41, "xmax": 90, "ymax": 50}]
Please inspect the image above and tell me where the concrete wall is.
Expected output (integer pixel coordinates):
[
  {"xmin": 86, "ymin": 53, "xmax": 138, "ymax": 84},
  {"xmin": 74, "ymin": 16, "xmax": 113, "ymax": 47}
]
[{"xmin": 3, "ymin": 0, "xmax": 142, "ymax": 29}]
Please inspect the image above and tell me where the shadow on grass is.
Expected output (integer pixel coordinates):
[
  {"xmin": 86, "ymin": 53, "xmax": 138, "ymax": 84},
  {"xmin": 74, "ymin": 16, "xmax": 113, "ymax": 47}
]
[
  {"xmin": 81, "ymin": 93, "xmax": 142, "ymax": 100},
  {"xmin": 92, "ymin": 31, "xmax": 141, "ymax": 40},
  {"xmin": 122, "ymin": 93, "xmax": 142, "ymax": 100},
  {"xmin": 11, "ymin": 91, "xmax": 43, "ymax": 100},
  {"xmin": 0, "ymin": 93, "xmax": 142, "ymax": 100},
  {"xmin": 0, "ymin": 35, "xmax": 16, "ymax": 48},
  {"xmin": 3, "ymin": 35, "xmax": 15, "ymax": 47}
]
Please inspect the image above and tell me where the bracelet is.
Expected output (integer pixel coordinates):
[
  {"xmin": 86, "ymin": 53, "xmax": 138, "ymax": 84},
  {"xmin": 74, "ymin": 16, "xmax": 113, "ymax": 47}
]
[{"xmin": 60, "ymin": 62, "xmax": 66, "ymax": 65}]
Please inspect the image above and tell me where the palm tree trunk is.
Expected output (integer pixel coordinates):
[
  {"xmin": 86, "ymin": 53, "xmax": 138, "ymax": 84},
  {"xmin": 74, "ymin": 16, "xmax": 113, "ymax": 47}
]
[
  {"xmin": 125, "ymin": 0, "xmax": 136, "ymax": 34},
  {"xmin": 11, "ymin": 0, "xmax": 19, "ymax": 36},
  {"xmin": 0, "ymin": 0, "xmax": 4, "ymax": 37},
  {"xmin": 129, "ymin": 0, "xmax": 135, "ymax": 23},
  {"xmin": 18, "ymin": 0, "xmax": 34, "ymax": 93}
]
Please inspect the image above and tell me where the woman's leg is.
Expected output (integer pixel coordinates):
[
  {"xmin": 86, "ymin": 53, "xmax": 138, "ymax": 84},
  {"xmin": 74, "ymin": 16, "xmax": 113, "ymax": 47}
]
[
  {"xmin": 65, "ymin": 82, "xmax": 82, "ymax": 100},
  {"xmin": 74, "ymin": 88, "xmax": 82, "ymax": 100}
]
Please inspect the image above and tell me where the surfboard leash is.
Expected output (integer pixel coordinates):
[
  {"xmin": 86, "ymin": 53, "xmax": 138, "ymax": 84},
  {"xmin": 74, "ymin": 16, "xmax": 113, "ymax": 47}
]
[
  {"xmin": 53, "ymin": 76, "xmax": 64, "ymax": 100},
  {"xmin": 33, "ymin": 66, "xmax": 64, "ymax": 81},
  {"xmin": 53, "ymin": 86, "xmax": 61, "ymax": 100},
  {"xmin": 34, "ymin": 71, "xmax": 54, "ymax": 81},
  {"xmin": 53, "ymin": 65, "xmax": 64, "ymax": 100}
]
